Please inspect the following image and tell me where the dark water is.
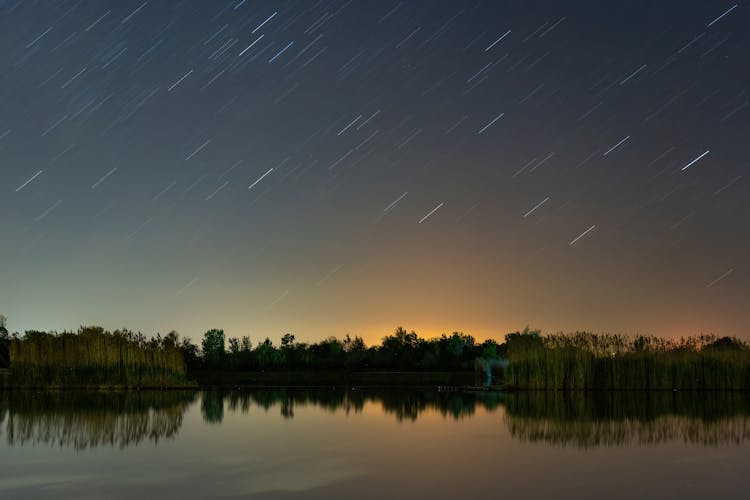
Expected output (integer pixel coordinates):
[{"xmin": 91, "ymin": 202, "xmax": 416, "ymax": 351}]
[{"xmin": 1, "ymin": 389, "xmax": 750, "ymax": 499}]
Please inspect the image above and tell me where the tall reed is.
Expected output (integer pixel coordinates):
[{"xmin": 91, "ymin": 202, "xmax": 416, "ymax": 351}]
[
  {"xmin": 8, "ymin": 326, "xmax": 187, "ymax": 387},
  {"xmin": 504, "ymin": 331, "xmax": 750, "ymax": 390}
]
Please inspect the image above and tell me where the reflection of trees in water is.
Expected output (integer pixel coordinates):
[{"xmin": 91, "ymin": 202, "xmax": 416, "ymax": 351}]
[
  {"xmin": 378, "ymin": 391, "xmax": 503, "ymax": 421},
  {"xmin": 504, "ymin": 391, "xmax": 750, "ymax": 447},
  {"xmin": 220, "ymin": 389, "xmax": 365, "ymax": 422},
  {"xmin": 506, "ymin": 414, "xmax": 750, "ymax": 447},
  {"xmin": 7, "ymin": 389, "xmax": 745, "ymax": 450},
  {"xmin": 201, "ymin": 390, "xmax": 224, "ymax": 424},
  {"xmin": 207, "ymin": 389, "xmax": 750, "ymax": 446},
  {"xmin": 208, "ymin": 389, "xmax": 505, "ymax": 423},
  {"xmin": 0, "ymin": 391, "xmax": 196, "ymax": 449}
]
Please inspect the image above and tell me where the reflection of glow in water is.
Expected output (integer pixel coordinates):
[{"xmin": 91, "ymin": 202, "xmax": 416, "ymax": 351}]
[
  {"xmin": 0, "ymin": 391, "xmax": 196, "ymax": 450},
  {"xmin": 504, "ymin": 414, "xmax": 750, "ymax": 448},
  {"xmin": 216, "ymin": 389, "xmax": 505, "ymax": 423}
]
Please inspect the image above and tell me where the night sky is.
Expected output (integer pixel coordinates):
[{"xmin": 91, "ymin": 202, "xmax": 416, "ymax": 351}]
[{"xmin": 2, "ymin": 1, "xmax": 749, "ymax": 343}]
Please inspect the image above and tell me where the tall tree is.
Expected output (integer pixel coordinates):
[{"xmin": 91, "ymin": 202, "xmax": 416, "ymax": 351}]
[{"xmin": 201, "ymin": 329, "xmax": 225, "ymax": 367}]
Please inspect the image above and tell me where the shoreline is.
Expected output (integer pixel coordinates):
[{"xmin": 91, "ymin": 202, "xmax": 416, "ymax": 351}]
[
  {"xmin": 5, "ymin": 369, "xmax": 750, "ymax": 391},
  {"xmin": 0, "ymin": 369, "xmax": 477, "ymax": 390}
]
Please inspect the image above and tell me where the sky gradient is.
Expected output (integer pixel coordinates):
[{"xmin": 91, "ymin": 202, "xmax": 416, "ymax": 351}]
[{"xmin": 1, "ymin": 1, "xmax": 749, "ymax": 343}]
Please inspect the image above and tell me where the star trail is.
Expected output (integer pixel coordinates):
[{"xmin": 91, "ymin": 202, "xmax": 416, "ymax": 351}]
[{"xmin": 1, "ymin": 1, "xmax": 748, "ymax": 342}]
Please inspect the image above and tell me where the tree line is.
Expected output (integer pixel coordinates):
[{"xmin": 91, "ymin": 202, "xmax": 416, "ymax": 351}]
[
  {"xmin": 3, "ymin": 313, "xmax": 750, "ymax": 390},
  {"xmin": 187, "ymin": 326, "xmax": 497, "ymax": 371}
]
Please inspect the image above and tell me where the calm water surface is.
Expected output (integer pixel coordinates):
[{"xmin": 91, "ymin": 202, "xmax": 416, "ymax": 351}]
[{"xmin": 1, "ymin": 389, "xmax": 750, "ymax": 499}]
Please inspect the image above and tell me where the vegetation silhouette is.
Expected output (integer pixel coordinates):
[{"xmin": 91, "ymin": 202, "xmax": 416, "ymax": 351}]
[
  {"xmin": 503, "ymin": 328, "xmax": 750, "ymax": 390},
  {"xmin": 3, "ymin": 313, "xmax": 750, "ymax": 390},
  {"xmin": 5, "ymin": 326, "xmax": 188, "ymax": 388},
  {"xmin": 185, "ymin": 326, "xmax": 493, "ymax": 375},
  {"xmin": 201, "ymin": 329, "xmax": 225, "ymax": 369},
  {"xmin": 0, "ymin": 390, "xmax": 196, "ymax": 449}
]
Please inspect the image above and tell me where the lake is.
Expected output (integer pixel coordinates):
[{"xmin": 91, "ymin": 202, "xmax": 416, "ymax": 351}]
[{"xmin": 1, "ymin": 389, "xmax": 750, "ymax": 499}]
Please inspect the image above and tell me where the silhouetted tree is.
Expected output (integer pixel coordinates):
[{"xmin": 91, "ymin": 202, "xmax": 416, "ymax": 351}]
[
  {"xmin": 180, "ymin": 337, "xmax": 201, "ymax": 370},
  {"xmin": 228, "ymin": 337, "xmax": 240, "ymax": 354},
  {"xmin": 254, "ymin": 337, "xmax": 280, "ymax": 368},
  {"xmin": 163, "ymin": 331, "xmax": 180, "ymax": 349},
  {"xmin": 241, "ymin": 336, "xmax": 252, "ymax": 351},
  {"xmin": 380, "ymin": 327, "xmax": 421, "ymax": 368},
  {"xmin": 281, "ymin": 333, "xmax": 295, "ymax": 349},
  {"xmin": 201, "ymin": 329, "xmax": 225, "ymax": 368},
  {"xmin": 343, "ymin": 334, "xmax": 367, "ymax": 367}
]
